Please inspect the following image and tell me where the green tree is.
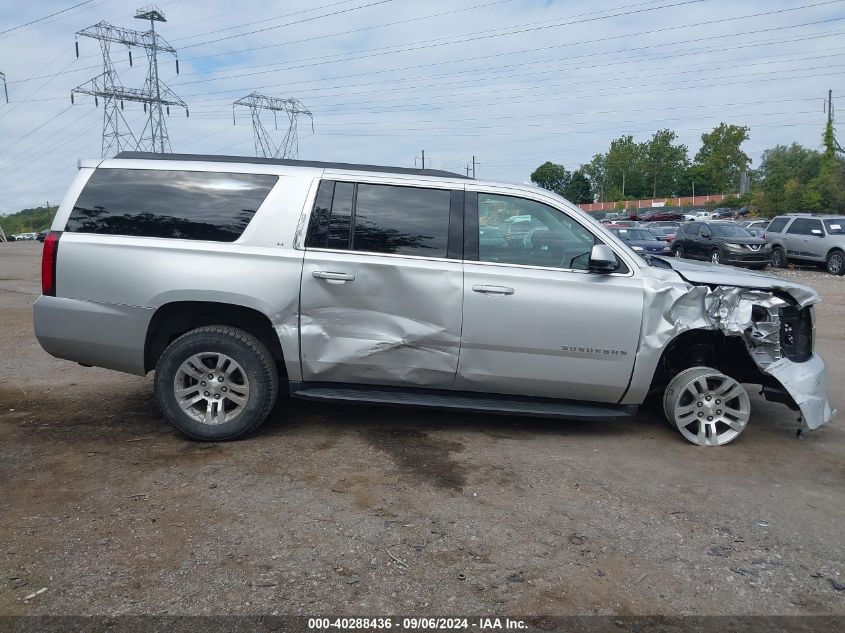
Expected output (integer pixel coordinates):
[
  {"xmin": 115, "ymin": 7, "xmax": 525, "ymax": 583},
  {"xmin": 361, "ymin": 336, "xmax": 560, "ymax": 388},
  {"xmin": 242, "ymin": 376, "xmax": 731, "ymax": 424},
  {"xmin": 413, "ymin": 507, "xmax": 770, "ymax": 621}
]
[
  {"xmin": 530, "ymin": 161, "xmax": 570, "ymax": 195},
  {"xmin": 563, "ymin": 169, "xmax": 592, "ymax": 203},
  {"xmin": 605, "ymin": 134, "xmax": 646, "ymax": 198},
  {"xmin": 757, "ymin": 144, "xmax": 821, "ymax": 214},
  {"xmin": 582, "ymin": 153, "xmax": 609, "ymax": 202},
  {"xmin": 693, "ymin": 123, "xmax": 751, "ymax": 194},
  {"xmin": 644, "ymin": 129, "xmax": 688, "ymax": 198}
]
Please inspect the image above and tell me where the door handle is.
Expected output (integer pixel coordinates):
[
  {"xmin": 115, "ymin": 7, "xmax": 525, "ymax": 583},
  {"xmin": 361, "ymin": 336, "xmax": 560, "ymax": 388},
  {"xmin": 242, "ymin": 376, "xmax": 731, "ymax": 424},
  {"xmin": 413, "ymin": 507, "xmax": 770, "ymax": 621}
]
[
  {"xmin": 472, "ymin": 284, "xmax": 514, "ymax": 295},
  {"xmin": 312, "ymin": 270, "xmax": 355, "ymax": 282}
]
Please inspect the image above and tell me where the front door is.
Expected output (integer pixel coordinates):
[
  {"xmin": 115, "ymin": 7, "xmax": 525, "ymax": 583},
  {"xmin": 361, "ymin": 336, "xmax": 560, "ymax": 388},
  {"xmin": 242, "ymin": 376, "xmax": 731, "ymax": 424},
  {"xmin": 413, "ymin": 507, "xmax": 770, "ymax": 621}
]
[
  {"xmin": 454, "ymin": 190, "xmax": 644, "ymax": 403},
  {"xmin": 299, "ymin": 179, "xmax": 464, "ymax": 388}
]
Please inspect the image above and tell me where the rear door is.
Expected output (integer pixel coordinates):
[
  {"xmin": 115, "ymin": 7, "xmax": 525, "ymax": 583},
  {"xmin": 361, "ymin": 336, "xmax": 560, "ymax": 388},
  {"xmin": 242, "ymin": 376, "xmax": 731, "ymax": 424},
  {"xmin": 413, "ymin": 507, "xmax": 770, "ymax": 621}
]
[
  {"xmin": 299, "ymin": 178, "xmax": 464, "ymax": 388},
  {"xmin": 455, "ymin": 188, "xmax": 644, "ymax": 403}
]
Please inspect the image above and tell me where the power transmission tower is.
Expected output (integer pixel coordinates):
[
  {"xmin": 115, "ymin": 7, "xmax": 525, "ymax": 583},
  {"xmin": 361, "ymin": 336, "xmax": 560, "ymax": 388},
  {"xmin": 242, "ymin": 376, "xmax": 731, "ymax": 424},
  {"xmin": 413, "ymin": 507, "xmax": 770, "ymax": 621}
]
[
  {"xmin": 0, "ymin": 71, "xmax": 8, "ymax": 103},
  {"xmin": 71, "ymin": 5, "xmax": 187, "ymax": 156},
  {"xmin": 233, "ymin": 92, "xmax": 313, "ymax": 159}
]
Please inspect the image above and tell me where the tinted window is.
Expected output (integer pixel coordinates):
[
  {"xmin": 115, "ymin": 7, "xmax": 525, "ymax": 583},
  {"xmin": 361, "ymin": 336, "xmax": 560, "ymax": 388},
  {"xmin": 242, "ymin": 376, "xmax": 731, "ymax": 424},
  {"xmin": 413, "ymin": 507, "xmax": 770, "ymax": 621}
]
[
  {"xmin": 67, "ymin": 168, "xmax": 277, "ymax": 242},
  {"xmin": 327, "ymin": 182, "xmax": 354, "ymax": 250},
  {"xmin": 683, "ymin": 223, "xmax": 701, "ymax": 236},
  {"xmin": 786, "ymin": 218, "xmax": 822, "ymax": 235},
  {"xmin": 352, "ymin": 184, "xmax": 450, "ymax": 257},
  {"xmin": 477, "ymin": 193, "xmax": 599, "ymax": 270},
  {"xmin": 767, "ymin": 217, "xmax": 790, "ymax": 233},
  {"xmin": 710, "ymin": 223, "xmax": 752, "ymax": 238}
]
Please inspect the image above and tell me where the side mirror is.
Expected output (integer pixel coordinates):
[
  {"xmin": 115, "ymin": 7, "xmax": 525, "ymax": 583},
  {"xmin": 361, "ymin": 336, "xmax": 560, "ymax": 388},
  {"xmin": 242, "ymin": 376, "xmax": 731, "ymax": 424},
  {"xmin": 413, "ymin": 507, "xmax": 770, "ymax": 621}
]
[
  {"xmin": 701, "ymin": 230, "xmax": 712, "ymax": 239},
  {"xmin": 588, "ymin": 244, "xmax": 619, "ymax": 274}
]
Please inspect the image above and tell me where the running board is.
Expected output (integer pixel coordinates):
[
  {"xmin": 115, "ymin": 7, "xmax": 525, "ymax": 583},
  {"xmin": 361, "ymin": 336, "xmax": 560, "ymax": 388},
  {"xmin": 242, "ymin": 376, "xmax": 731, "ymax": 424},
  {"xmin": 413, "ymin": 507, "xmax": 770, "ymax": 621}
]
[{"xmin": 291, "ymin": 384, "xmax": 636, "ymax": 420}]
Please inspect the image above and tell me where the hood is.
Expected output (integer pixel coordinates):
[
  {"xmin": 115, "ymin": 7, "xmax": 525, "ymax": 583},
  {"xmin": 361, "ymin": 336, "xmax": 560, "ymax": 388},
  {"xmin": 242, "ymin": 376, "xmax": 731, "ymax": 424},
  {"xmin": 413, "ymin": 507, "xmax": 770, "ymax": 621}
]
[
  {"xmin": 628, "ymin": 240, "xmax": 670, "ymax": 250},
  {"xmin": 652, "ymin": 256, "xmax": 819, "ymax": 307}
]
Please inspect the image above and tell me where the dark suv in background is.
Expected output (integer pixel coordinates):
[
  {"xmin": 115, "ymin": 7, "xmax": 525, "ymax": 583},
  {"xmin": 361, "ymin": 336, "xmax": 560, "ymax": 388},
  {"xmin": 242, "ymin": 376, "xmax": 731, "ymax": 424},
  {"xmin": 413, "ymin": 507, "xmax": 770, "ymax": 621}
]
[{"xmin": 671, "ymin": 221, "xmax": 770, "ymax": 268}]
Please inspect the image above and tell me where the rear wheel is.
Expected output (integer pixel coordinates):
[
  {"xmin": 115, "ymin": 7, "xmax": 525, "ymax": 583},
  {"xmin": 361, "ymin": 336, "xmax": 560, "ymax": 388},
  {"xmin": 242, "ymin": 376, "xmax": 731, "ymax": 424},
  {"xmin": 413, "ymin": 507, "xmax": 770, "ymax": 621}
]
[
  {"xmin": 154, "ymin": 326, "xmax": 279, "ymax": 441},
  {"xmin": 663, "ymin": 367, "xmax": 750, "ymax": 446},
  {"xmin": 770, "ymin": 247, "xmax": 787, "ymax": 269},
  {"xmin": 826, "ymin": 249, "xmax": 845, "ymax": 275}
]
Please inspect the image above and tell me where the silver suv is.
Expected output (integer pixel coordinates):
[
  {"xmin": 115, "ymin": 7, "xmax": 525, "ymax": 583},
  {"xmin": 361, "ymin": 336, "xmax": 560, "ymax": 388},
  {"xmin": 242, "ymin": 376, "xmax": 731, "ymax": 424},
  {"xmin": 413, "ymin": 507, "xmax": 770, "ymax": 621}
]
[
  {"xmin": 766, "ymin": 214, "xmax": 845, "ymax": 275},
  {"xmin": 33, "ymin": 153, "xmax": 834, "ymax": 446}
]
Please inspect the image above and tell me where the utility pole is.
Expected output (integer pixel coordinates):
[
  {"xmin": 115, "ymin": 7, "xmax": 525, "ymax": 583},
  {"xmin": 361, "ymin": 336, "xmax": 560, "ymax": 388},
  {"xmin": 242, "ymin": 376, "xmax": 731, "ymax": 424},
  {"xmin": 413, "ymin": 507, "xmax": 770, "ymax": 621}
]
[
  {"xmin": 415, "ymin": 150, "xmax": 426, "ymax": 169},
  {"xmin": 0, "ymin": 71, "xmax": 8, "ymax": 103},
  {"xmin": 233, "ymin": 92, "xmax": 313, "ymax": 159},
  {"xmin": 465, "ymin": 164, "xmax": 471, "ymax": 177},
  {"xmin": 72, "ymin": 5, "xmax": 188, "ymax": 156},
  {"xmin": 471, "ymin": 155, "xmax": 480, "ymax": 178}
]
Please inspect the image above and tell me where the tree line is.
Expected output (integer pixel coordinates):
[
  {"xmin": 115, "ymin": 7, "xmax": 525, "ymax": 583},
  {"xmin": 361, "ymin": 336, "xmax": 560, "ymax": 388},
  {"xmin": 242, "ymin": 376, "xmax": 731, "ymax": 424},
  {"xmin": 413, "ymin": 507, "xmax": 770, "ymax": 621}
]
[
  {"xmin": 530, "ymin": 120, "xmax": 845, "ymax": 214},
  {"xmin": 0, "ymin": 206, "xmax": 58, "ymax": 236}
]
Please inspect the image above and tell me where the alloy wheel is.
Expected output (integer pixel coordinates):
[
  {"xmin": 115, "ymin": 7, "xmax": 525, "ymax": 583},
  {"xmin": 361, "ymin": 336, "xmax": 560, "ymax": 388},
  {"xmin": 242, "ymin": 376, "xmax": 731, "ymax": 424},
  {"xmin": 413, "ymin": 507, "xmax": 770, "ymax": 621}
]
[{"xmin": 173, "ymin": 352, "xmax": 250, "ymax": 425}]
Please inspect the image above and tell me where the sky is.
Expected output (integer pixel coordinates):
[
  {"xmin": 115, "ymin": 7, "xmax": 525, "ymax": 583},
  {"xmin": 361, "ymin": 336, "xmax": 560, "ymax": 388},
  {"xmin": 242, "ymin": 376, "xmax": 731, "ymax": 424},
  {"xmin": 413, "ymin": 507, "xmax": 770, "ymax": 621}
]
[{"xmin": 0, "ymin": 0, "xmax": 843, "ymax": 213}]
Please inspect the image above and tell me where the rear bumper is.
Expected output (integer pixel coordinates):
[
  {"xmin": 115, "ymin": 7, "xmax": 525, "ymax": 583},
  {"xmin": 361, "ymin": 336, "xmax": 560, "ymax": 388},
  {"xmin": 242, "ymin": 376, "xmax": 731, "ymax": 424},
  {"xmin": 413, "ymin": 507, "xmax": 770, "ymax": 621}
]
[{"xmin": 33, "ymin": 295, "xmax": 152, "ymax": 376}]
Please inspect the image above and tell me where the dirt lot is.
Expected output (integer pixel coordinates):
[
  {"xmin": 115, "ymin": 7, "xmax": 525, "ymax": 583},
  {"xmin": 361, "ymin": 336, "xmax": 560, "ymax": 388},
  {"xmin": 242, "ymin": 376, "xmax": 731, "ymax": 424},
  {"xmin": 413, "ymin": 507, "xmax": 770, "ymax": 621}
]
[{"xmin": 1, "ymin": 240, "xmax": 843, "ymax": 617}]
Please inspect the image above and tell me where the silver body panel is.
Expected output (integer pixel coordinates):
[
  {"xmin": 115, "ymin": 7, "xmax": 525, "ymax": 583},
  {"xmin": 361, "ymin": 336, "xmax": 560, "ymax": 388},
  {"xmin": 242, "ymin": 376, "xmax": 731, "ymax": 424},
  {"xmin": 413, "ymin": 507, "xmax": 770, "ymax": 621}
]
[{"xmin": 33, "ymin": 156, "xmax": 835, "ymax": 431}]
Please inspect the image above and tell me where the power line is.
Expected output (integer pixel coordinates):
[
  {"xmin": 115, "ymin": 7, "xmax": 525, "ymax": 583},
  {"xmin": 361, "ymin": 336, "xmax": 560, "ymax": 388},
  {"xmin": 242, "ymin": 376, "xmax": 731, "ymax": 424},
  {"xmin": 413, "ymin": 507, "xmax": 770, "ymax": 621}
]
[
  {"xmin": 0, "ymin": 1, "xmax": 95, "ymax": 37},
  {"xmin": 179, "ymin": 0, "xmax": 397, "ymax": 50}
]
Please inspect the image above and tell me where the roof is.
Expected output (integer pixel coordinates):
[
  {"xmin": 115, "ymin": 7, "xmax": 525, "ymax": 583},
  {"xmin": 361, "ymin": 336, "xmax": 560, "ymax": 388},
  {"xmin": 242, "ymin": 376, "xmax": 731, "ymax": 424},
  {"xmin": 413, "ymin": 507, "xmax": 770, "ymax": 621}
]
[{"xmin": 113, "ymin": 152, "xmax": 470, "ymax": 179}]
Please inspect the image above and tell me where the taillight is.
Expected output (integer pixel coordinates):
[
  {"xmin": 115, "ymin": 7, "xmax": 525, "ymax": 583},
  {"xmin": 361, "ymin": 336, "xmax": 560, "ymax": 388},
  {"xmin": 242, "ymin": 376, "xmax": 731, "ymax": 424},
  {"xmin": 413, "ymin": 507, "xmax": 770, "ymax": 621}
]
[{"xmin": 41, "ymin": 231, "xmax": 61, "ymax": 296}]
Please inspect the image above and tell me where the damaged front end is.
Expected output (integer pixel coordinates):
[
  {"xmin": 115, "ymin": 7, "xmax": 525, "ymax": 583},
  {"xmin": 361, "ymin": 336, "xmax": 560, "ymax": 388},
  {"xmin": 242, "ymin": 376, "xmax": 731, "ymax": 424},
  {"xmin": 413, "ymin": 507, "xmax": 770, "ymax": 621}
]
[{"xmin": 631, "ymin": 260, "xmax": 835, "ymax": 430}]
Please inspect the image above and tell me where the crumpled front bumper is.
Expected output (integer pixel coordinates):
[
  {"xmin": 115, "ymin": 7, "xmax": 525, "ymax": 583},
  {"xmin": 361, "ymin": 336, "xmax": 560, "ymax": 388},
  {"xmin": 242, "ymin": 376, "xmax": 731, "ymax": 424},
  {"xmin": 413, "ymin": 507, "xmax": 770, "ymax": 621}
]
[{"xmin": 765, "ymin": 353, "xmax": 835, "ymax": 430}]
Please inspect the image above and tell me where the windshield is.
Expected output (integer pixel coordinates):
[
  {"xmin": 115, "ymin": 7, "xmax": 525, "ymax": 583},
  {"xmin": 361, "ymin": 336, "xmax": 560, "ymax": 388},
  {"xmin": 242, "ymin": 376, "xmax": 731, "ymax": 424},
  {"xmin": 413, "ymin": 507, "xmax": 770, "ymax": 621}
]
[
  {"xmin": 824, "ymin": 219, "xmax": 845, "ymax": 235},
  {"xmin": 709, "ymin": 223, "xmax": 752, "ymax": 238},
  {"xmin": 612, "ymin": 228, "xmax": 658, "ymax": 241}
]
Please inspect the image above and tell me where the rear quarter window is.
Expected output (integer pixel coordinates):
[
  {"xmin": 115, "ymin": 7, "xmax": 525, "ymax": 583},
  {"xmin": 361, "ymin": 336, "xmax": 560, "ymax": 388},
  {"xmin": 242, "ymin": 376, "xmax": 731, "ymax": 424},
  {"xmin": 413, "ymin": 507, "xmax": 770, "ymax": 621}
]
[{"xmin": 65, "ymin": 168, "xmax": 278, "ymax": 242}]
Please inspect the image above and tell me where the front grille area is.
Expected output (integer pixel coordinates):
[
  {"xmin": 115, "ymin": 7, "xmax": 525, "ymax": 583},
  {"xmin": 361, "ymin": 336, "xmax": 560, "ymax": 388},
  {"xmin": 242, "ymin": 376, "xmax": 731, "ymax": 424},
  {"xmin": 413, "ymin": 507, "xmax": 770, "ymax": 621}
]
[{"xmin": 780, "ymin": 305, "xmax": 813, "ymax": 362}]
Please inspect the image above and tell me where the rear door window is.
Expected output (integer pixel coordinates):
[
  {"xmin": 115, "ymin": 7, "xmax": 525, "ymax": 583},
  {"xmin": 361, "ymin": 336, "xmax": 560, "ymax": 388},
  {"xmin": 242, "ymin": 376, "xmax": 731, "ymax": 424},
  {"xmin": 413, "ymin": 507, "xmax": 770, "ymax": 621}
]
[
  {"xmin": 66, "ymin": 168, "xmax": 277, "ymax": 242},
  {"xmin": 766, "ymin": 217, "xmax": 790, "ymax": 233},
  {"xmin": 306, "ymin": 181, "xmax": 453, "ymax": 258}
]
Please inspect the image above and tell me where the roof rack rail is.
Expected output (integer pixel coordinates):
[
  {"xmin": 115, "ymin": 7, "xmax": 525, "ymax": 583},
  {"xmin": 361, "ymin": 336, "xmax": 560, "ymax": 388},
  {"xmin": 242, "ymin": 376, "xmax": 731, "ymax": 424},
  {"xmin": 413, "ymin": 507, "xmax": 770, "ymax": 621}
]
[{"xmin": 112, "ymin": 152, "xmax": 470, "ymax": 179}]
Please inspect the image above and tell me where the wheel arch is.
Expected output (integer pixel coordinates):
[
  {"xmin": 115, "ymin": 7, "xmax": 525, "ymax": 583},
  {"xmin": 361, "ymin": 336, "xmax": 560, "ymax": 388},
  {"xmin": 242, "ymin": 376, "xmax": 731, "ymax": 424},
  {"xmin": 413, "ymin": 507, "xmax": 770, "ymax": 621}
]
[
  {"xmin": 144, "ymin": 301, "xmax": 287, "ymax": 374},
  {"xmin": 646, "ymin": 328, "xmax": 770, "ymax": 397}
]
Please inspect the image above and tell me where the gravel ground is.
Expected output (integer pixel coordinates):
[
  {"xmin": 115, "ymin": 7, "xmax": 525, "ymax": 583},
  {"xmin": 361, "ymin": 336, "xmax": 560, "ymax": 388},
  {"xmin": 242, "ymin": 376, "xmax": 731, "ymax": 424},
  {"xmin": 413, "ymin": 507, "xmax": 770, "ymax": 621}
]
[{"xmin": 1, "ymin": 241, "xmax": 843, "ymax": 616}]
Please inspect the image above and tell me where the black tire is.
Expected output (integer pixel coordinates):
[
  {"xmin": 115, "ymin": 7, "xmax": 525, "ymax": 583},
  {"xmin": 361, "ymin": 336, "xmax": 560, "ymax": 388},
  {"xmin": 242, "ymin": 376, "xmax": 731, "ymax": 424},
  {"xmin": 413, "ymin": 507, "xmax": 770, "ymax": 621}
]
[
  {"xmin": 672, "ymin": 245, "xmax": 685, "ymax": 258},
  {"xmin": 771, "ymin": 247, "xmax": 788, "ymax": 269},
  {"xmin": 710, "ymin": 248, "xmax": 723, "ymax": 264},
  {"xmin": 826, "ymin": 249, "xmax": 845, "ymax": 276},
  {"xmin": 154, "ymin": 326, "xmax": 279, "ymax": 441}
]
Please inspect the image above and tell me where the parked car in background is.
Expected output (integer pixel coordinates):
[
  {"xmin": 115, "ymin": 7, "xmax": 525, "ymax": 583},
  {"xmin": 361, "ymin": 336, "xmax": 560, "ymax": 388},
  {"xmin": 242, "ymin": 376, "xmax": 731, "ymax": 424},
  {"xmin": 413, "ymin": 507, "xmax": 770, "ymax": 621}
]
[
  {"xmin": 634, "ymin": 210, "xmax": 684, "ymax": 222},
  {"xmin": 648, "ymin": 221, "xmax": 681, "ymax": 229},
  {"xmin": 712, "ymin": 208, "xmax": 735, "ymax": 220},
  {"xmin": 610, "ymin": 220, "xmax": 640, "ymax": 227},
  {"xmin": 765, "ymin": 214, "xmax": 845, "ymax": 275},
  {"xmin": 14, "ymin": 232, "xmax": 38, "ymax": 241},
  {"xmin": 746, "ymin": 227, "xmax": 766, "ymax": 239},
  {"xmin": 607, "ymin": 225, "xmax": 672, "ymax": 255},
  {"xmin": 37, "ymin": 230, "xmax": 48, "ymax": 242},
  {"xmin": 672, "ymin": 221, "xmax": 769, "ymax": 269},
  {"xmin": 649, "ymin": 226, "xmax": 678, "ymax": 242}
]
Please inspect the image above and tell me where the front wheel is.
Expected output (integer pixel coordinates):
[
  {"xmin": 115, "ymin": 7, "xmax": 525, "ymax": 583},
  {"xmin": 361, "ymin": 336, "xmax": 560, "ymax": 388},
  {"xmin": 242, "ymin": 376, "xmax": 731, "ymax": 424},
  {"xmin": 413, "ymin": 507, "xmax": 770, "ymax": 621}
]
[
  {"xmin": 710, "ymin": 248, "xmax": 723, "ymax": 264},
  {"xmin": 663, "ymin": 367, "xmax": 750, "ymax": 446},
  {"xmin": 154, "ymin": 326, "xmax": 279, "ymax": 441},
  {"xmin": 826, "ymin": 249, "xmax": 845, "ymax": 275},
  {"xmin": 770, "ymin": 247, "xmax": 787, "ymax": 269},
  {"xmin": 672, "ymin": 245, "xmax": 685, "ymax": 258}
]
